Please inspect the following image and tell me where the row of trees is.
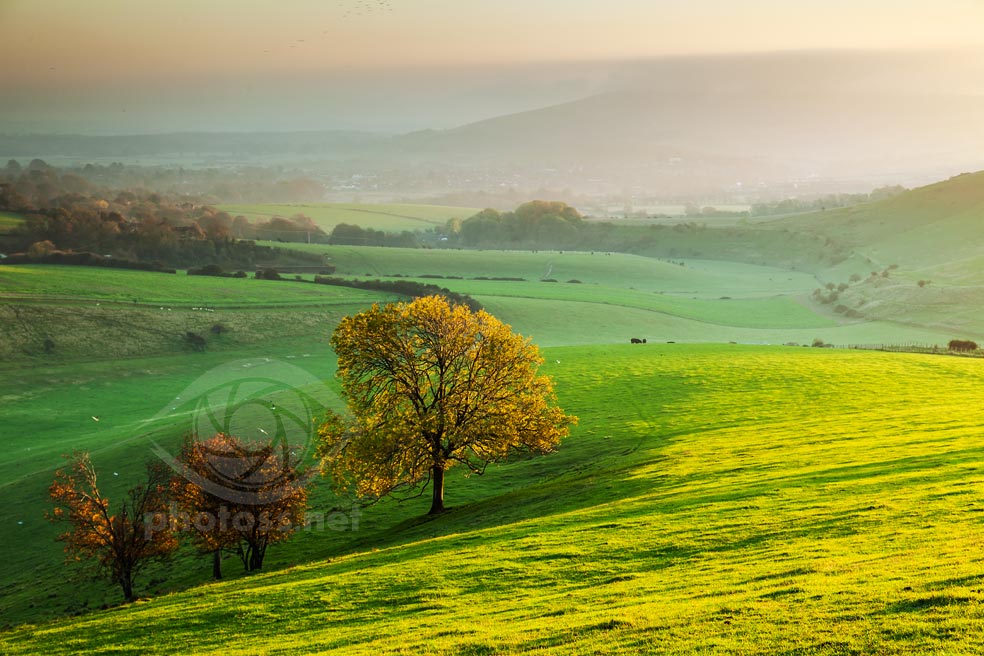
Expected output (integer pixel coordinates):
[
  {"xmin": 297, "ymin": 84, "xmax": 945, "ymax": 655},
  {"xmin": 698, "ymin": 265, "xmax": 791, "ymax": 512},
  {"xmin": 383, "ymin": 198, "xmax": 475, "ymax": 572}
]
[
  {"xmin": 2, "ymin": 185, "xmax": 327, "ymax": 268},
  {"xmin": 328, "ymin": 222, "xmax": 420, "ymax": 248},
  {"xmin": 51, "ymin": 296, "xmax": 575, "ymax": 601},
  {"xmin": 2, "ymin": 158, "xmax": 327, "ymax": 205},
  {"xmin": 449, "ymin": 200, "xmax": 584, "ymax": 249},
  {"xmin": 50, "ymin": 434, "xmax": 309, "ymax": 601}
]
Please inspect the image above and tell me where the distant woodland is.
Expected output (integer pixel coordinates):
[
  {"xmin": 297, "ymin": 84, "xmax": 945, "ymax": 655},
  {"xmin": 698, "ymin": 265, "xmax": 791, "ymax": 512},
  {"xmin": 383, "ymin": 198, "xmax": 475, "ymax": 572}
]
[
  {"xmin": 0, "ymin": 160, "xmax": 863, "ymax": 273},
  {"xmin": 0, "ymin": 159, "xmax": 326, "ymax": 268}
]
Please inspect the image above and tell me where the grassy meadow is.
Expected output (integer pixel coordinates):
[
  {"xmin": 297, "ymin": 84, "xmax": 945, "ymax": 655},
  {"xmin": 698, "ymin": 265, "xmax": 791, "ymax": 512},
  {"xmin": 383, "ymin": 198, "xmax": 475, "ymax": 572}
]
[
  {"xmin": 2, "ymin": 177, "xmax": 983, "ymax": 653},
  {"xmin": 0, "ymin": 211, "xmax": 24, "ymax": 233},
  {"xmin": 0, "ymin": 265, "xmax": 393, "ymax": 307},
  {"xmin": 218, "ymin": 203, "xmax": 478, "ymax": 232},
  {"xmin": 3, "ymin": 345, "xmax": 984, "ymax": 654}
]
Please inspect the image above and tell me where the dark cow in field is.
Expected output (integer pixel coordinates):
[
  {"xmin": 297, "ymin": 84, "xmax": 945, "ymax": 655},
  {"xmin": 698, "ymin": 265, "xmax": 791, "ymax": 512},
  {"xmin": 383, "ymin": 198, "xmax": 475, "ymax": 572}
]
[
  {"xmin": 948, "ymin": 339, "xmax": 979, "ymax": 352},
  {"xmin": 630, "ymin": 338, "xmax": 647, "ymax": 344}
]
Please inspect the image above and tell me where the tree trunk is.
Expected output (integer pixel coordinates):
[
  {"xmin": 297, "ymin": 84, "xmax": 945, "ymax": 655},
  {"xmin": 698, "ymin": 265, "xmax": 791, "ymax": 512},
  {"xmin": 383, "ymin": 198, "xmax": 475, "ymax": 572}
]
[
  {"xmin": 212, "ymin": 550, "xmax": 222, "ymax": 580},
  {"xmin": 120, "ymin": 571, "xmax": 134, "ymax": 602},
  {"xmin": 428, "ymin": 465, "xmax": 445, "ymax": 515},
  {"xmin": 250, "ymin": 544, "xmax": 265, "ymax": 571}
]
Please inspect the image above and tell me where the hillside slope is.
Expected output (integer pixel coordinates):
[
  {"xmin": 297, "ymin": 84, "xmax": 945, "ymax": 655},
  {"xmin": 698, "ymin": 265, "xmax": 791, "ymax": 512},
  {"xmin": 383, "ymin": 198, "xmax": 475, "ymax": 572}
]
[
  {"xmin": 4, "ymin": 345, "xmax": 984, "ymax": 654},
  {"xmin": 776, "ymin": 172, "xmax": 984, "ymax": 338},
  {"xmin": 778, "ymin": 171, "xmax": 984, "ymax": 274},
  {"xmin": 393, "ymin": 53, "xmax": 984, "ymax": 191}
]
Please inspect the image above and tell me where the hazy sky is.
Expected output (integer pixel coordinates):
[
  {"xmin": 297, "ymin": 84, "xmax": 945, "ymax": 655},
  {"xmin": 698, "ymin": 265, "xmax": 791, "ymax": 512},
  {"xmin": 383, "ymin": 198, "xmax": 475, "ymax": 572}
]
[{"xmin": 2, "ymin": 0, "xmax": 983, "ymax": 133}]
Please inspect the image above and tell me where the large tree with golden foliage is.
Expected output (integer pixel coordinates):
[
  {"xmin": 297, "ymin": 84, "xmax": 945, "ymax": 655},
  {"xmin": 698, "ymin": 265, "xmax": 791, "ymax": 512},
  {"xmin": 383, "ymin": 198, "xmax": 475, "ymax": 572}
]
[
  {"xmin": 318, "ymin": 295, "xmax": 576, "ymax": 515},
  {"xmin": 48, "ymin": 453, "xmax": 177, "ymax": 602}
]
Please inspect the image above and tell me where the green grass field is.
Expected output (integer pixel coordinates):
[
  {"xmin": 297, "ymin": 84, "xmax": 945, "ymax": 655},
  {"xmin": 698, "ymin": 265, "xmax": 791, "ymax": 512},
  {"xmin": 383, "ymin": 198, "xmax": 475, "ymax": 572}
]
[
  {"xmin": 0, "ymin": 211, "xmax": 24, "ymax": 233},
  {"xmin": 0, "ymin": 265, "xmax": 390, "ymax": 307},
  {"xmin": 3, "ymin": 173, "xmax": 984, "ymax": 655},
  {"xmin": 4, "ymin": 345, "xmax": 984, "ymax": 653},
  {"xmin": 218, "ymin": 203, "xmax": 478, "ymax": 232},
  {"xmin": 265, "ymin": 244, "xmax": 822, "ymax": 297}
]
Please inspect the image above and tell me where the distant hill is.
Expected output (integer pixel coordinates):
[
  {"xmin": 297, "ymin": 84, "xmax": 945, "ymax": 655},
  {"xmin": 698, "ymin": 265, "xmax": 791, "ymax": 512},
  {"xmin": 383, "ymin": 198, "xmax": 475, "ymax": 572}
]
[
  {"xmin": 391, "ymin": 52, "xmax": 984, "ymax": 191},
  {"xmin": 777, "ymin": 171, "xmax": 984, "ymax": 275},
  {"xmin": 4, "ymin": 53, "xmax": 982, "ymax": 195},
  {"xmin": 771, "ymin": 171, "xmax": 984, "ymax": 337}
]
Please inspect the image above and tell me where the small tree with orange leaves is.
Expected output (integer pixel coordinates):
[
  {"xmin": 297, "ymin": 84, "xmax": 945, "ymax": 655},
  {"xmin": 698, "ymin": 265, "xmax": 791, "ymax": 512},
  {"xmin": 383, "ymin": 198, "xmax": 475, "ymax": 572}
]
[
  {"xmin": 48, "ymin": 452, "xmax": 177, "ymax": 602},
  {"xmin": 170, "ymin": 433, "xmax": 309, "ymax": 574},
  {"xmin": 318, "ymin": 295, "xmax": 576, "ymax": 515}
]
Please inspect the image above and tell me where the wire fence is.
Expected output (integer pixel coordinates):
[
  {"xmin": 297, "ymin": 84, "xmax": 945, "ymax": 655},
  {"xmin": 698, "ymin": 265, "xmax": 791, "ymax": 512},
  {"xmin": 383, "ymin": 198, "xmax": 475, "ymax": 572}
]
[{"xmin": 833, "ymin": 343, "xmax": 984, "ymax": 358}]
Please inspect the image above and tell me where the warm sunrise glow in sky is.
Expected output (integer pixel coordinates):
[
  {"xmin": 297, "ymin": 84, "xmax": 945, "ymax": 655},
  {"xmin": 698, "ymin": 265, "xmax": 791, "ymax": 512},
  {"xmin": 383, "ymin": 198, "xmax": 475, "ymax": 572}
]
[
  {"xmin": 2, "ymin": 0, "xmax": 983, "ymax": 133},
  {"xmin": 3, "ymin": 0, "xmax": 983, "ymax": 80}
]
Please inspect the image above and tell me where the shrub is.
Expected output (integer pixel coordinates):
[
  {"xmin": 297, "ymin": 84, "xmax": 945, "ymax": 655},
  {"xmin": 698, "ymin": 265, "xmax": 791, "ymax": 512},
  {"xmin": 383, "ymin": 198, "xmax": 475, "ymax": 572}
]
[
  {"xmin": 187, "ymin": 264, "xmax": 226, "ymax": 277},
  {"xmin": 27, "ymin": 240, "xmax": 57, "ymax": 257},
  {"xmin": 184, "ymin": 332, "xmax": 206, "ymax": 351},
  {"xmin": 312, "ymin": 276, "xmax": 482, "ymax": 312},
  {"xmin": 948, "ymin": 339, "xmax": 978, "ymax": 352}
]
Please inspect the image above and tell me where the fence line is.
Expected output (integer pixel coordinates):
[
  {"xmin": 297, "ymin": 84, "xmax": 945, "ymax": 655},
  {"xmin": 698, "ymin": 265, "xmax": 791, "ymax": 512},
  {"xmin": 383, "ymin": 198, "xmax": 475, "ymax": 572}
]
[{"xmin": 831, "ymin": 343, "xmax": 983, "ymax": 357}]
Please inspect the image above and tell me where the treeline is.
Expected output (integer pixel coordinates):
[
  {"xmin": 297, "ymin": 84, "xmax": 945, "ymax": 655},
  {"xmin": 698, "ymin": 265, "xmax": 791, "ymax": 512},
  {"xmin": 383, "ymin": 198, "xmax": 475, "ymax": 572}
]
[
  {"xmin": 449, "ymin": 200, "xmax": 584, "ymax": 249},
  {"xmin": 750, "ymin": 186, "xmax": 907, "ymax": 216},
  {"xmin": 1, "ymin": 158, "xmax": 327, "ymax": 203},
  {"xmin": 0, "ymin": 160, "xmax": 325, "ymax": 268},
  {"xmin": 328, "ymin": 223, "xmax": 420, "ymax": 248},
  {"xmin": 445, "ymin": 200, "xmax": 844, "ymax": 269},
  {"xmin": 2, "ymin": 250, "xmax": 177, "ymax": 273},
  {"xmin": 311, "ymin": 276, "xmax": 481, "ymax": 312}
]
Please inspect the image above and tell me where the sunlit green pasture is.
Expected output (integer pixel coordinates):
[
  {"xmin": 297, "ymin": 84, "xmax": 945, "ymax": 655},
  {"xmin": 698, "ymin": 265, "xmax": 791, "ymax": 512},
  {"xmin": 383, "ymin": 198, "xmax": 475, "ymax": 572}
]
[
  {"xmin": 0, "ymin": 337, "xmax": 349, "ymax": 628},
  {"xmin": 265, "ymin": 244, "xmax": 820, "ymax": 298},
  {"xmin": 218, "ymin": 203, "xmax": 478, "ymax": 232},
  {"xmin": 0, "ymin": 265, "xmax": 390, "ymax": 307},
  {"xmin": 418, "ymin": 278, "xmax": 832, "ymax": 329},
  {"xmin": 4, "ymin": 345, "xmax": 984, "ymax": 654},
  {"xmin": 0, "ymin": 211, "xmax": 24, "ymax": 233},
  {"xmin": 474, "ymin": 295, "xmax": 955, "ymax": 347}
]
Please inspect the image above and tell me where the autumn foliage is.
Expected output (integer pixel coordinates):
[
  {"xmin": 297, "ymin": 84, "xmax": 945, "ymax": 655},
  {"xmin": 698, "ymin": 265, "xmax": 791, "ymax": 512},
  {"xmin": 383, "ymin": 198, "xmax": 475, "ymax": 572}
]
[
  {"xmin": 48, "ymin": 453, "xmax": 177, "ymax": 602},
  {"xmin": 318, "ymin": 295, "xmax": 576, "ymax": 514},
  {"xmin": 170, "ymin": 433, "xmax": 309, "ymax": 573}
]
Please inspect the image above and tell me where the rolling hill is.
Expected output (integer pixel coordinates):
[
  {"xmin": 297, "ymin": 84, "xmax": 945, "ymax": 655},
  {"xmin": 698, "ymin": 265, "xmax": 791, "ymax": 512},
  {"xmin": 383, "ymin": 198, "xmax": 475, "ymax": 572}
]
[
  {"xmin": 772, "ymin": 171, "xmax": 984, "ymax": 337},
  {"xmin": 776, "ymin": 171, "xmax": 984, "ymax": 275},
  {"xmin": 1, "ymin": 168, "xmax": 982, "ymax": 650},
  {"xmin": 4, "ymin": 345, "xmax": 984, "ymax": 654},
  {"xmin": 391, "ymin": 53, "xmax": 984, "ymax": 192}
]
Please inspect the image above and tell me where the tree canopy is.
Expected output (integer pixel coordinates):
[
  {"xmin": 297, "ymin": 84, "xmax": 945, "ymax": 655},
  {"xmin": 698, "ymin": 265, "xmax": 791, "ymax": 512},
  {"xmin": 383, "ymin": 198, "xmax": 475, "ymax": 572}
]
[
  {"xmin": 455, "ymin": 200, "xmax": 584, "ymax": 248},
  {"xmin": 170, "ymin": 433, "xmax": 309, "ymax": 574},
  {"xmin": 48, "ymin": 453, "xmax": 177, "ymax": 601},
  {"xmin": 317, "ymin": 295, "xmax": 576, "ymax": 514}
]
